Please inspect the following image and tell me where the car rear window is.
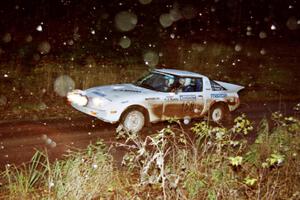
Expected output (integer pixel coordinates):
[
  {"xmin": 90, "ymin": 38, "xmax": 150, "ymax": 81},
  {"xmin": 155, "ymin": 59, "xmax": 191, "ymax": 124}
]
[{"xmin": 210, "ymin": 80, "xmax": 226, "ymax": 91}]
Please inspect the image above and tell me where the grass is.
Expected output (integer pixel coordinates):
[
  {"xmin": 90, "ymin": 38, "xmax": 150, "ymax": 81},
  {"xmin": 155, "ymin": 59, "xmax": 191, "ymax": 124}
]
[
  {"xmin": 3, "ymin": 151, "xmax": 49, "ymax": 199},
  {"xmin": 1, "ymin": 113, "xmax": 299, "ymax": 199},
  {"xmin": 1, "ymin": 141, "xmax": 117, "ymax": 200}
]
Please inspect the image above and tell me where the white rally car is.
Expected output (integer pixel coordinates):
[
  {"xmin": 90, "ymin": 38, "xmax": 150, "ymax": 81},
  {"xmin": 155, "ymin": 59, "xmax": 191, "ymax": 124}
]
[{"xmin": 67, "ymin": 69, "xmax": 244, "ymax": 132}]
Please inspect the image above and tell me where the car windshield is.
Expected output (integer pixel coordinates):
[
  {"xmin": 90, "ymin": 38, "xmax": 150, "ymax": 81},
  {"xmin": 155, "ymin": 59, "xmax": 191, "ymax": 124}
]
[{"xmin": 134, "ymin": 72, "xmax": 176, "ymax": 92}]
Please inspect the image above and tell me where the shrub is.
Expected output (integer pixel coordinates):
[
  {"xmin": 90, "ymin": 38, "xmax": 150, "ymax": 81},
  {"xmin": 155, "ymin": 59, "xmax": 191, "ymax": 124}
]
[{"xmin": 1, "ymin": 114, "xmax": 299, "ymax": 199}]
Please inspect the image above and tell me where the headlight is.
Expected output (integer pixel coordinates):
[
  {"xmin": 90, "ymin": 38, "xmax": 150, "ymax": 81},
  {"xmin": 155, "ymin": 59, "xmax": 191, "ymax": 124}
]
[
  {"xmin": 91, "ymin": 97, "xmax": 109, "ymax": 107},
  {"xmin": 76, "ymin": 95, "xmax": 88, "ymax": 106},
  {"xmin": 67, "ymin": 92, "xmax": 88, "ymax": 106}
]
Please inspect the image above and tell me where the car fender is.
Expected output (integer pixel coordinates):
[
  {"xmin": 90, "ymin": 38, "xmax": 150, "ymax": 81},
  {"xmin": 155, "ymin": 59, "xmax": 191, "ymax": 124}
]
[
  {"xmin": 208, "ymin": 93, "xmax": 239, "ymax": 112},
  {"xmin": 118, "ymin": 103, "xmax": 150, "ymax": 122}
]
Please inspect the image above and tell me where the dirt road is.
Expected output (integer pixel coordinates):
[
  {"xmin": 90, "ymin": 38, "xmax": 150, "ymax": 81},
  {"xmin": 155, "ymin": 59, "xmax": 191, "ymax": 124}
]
[{"xmin": 0, "ymin": 100, "xmax": 298, "ymax": 170}]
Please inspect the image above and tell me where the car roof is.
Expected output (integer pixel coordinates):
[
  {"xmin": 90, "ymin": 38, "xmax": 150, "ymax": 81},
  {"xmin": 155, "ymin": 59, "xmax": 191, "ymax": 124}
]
[{"xmin": 154, "ymin": 68, "xmax": 205, "ymax": 78}]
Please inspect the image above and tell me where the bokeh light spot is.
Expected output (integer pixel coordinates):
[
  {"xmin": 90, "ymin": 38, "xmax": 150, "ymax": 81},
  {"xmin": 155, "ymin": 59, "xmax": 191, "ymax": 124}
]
[
  {"xmin": 286, "ymin": 17, "xmax": 299, "ymax": 30},
  {"xmin": 159, "ymin": 13, "xmax": 173, "ymax": 28},
  {"xmin": 2, "ymin": 33, "xmax": 12, "ymax": 43},
  {"xmin": 259, "ymin": 31, "xmax": 267, "ymax": 39},
  {"xmin": 119, "ymin": 36, "xmax": 131, "ymax": 48},
  {"xmin": 139, "ymin": 0, "xmax": 152, "ymax": 5},
  {"xmin": 182, "ymin": 5, "xmax": 197, "ymax": 19},
  {"xmin": 143, "ymin": 51, "xmax": 159, "ymax": 67},
  {"xmin": 234, "ymin": 44, "xmax": 242, "ymax": 52},
  {"xmin": 38, "ymin": 41, "xmax": 51, "ymax": 55},
  {"xmin": 54, "ymin": 75, "xmax": 75, "ymax": 97},
  {"xmin": 115, "ymin": 11, "xmax": 138, "ymax": 32}
]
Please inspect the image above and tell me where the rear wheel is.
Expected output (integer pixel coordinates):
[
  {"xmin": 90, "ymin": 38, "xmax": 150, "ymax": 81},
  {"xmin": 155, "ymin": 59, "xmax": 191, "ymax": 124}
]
[
  {"xmin": 209, "ymin": 103, "xmax": 229, "ymax": 124},
  {"xmin": 121, "ymin": 108, "xmax": 147, "ymax": 133}
]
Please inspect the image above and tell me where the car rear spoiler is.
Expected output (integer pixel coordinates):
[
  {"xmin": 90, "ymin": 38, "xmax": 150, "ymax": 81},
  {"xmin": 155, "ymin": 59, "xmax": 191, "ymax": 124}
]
[{"xmin": 215, "ymin": 81, "xmax": 245, "ymax": 93}]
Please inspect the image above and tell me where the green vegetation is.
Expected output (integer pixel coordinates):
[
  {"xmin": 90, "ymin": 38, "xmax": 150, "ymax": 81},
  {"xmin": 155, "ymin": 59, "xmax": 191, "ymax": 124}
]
[{"xmin": 1, "ymin": 114, "xmax": 299, "ymax": 199}]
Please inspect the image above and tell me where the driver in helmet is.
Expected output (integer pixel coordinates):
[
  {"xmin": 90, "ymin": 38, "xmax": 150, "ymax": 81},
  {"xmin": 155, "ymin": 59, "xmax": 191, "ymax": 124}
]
[{"xmin": 170, "ymin": 78, "xmax": 185, "ymax": 92}]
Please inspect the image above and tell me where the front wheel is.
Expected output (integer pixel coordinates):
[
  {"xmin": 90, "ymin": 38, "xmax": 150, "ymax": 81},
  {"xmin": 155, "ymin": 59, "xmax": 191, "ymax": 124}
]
[
  {"xmin": 121, "ymin": 108, "xmax": 146, "ymax": 133},
  {"xmin": 209, "ymin": 104, "xmax": 229, "ymax": 124}
]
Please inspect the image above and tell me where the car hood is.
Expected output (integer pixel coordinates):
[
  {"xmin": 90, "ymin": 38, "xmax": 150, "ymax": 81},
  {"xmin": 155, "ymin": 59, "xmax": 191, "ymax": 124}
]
[{"xmin": 84, "ymin": 83, "xmax": 155, "ymax": 101}]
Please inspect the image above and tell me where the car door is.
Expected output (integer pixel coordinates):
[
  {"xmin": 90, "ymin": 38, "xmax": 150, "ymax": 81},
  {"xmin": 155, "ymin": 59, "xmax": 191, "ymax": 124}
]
[{"xmin": 163, "ymin": 77, "xmax": 204, "ymax": 120}]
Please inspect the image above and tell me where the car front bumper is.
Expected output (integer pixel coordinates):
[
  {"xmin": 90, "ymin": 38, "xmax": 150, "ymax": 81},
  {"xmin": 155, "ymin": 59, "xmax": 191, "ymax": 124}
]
[{"xmin": 71, "ymin": 103, "xmax": 119, "ymax": 124}]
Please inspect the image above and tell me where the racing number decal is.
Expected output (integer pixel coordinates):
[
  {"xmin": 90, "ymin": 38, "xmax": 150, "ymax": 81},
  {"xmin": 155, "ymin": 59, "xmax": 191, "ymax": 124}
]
[{"xmin": 163, "ymin": 95, "xmax": 203, "ymax": 118}]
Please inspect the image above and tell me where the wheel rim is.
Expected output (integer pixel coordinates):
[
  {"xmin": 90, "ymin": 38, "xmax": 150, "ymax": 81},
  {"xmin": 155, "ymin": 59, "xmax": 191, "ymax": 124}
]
[
  {"xmin": 212, "ymin": 107, "xmax": 223, "ymax": 122},
  {"xmin": 123, "ymin": 110, "xmax": 145, "ymax": 133}
]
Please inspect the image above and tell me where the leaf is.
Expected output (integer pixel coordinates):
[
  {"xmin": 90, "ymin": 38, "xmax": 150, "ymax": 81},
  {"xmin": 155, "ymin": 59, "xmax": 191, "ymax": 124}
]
[
  {"xmin": 244, "ymin": 176, "xmax": 257, "ymax": 186},
  {"xmin": 228, "ymin": 156, "xmax": 243, "ymax": 166},
  {"xmin": 208, "ymin": 189, "xmax": 217, "ymax": 200},
  {"xmin": 267, "ymin": 153, "xmax": 285, "ymax": 166}
]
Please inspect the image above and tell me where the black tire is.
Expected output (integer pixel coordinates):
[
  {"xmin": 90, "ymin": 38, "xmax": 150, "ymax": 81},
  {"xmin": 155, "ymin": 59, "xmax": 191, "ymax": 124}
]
[
  {"xmin": 120, "ymin": 107, "xmax": 149, "ymax": 133},
  {"xmin": 209, "ymin": 103, "xmax": 229, "ymax": 124}
]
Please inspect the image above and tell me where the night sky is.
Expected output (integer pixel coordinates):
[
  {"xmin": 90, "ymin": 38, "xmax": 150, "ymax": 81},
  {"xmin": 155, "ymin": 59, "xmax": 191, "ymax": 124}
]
[{"xmin": 0, "ymin": 0, "xmax": 299, "ymax": 60}]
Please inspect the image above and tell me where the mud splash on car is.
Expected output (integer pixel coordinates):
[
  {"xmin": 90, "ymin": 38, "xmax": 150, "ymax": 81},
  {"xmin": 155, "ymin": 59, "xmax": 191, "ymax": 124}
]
[{"xmin": 150, "ymin": 102, "xmax": 204, "ymax": 121}]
